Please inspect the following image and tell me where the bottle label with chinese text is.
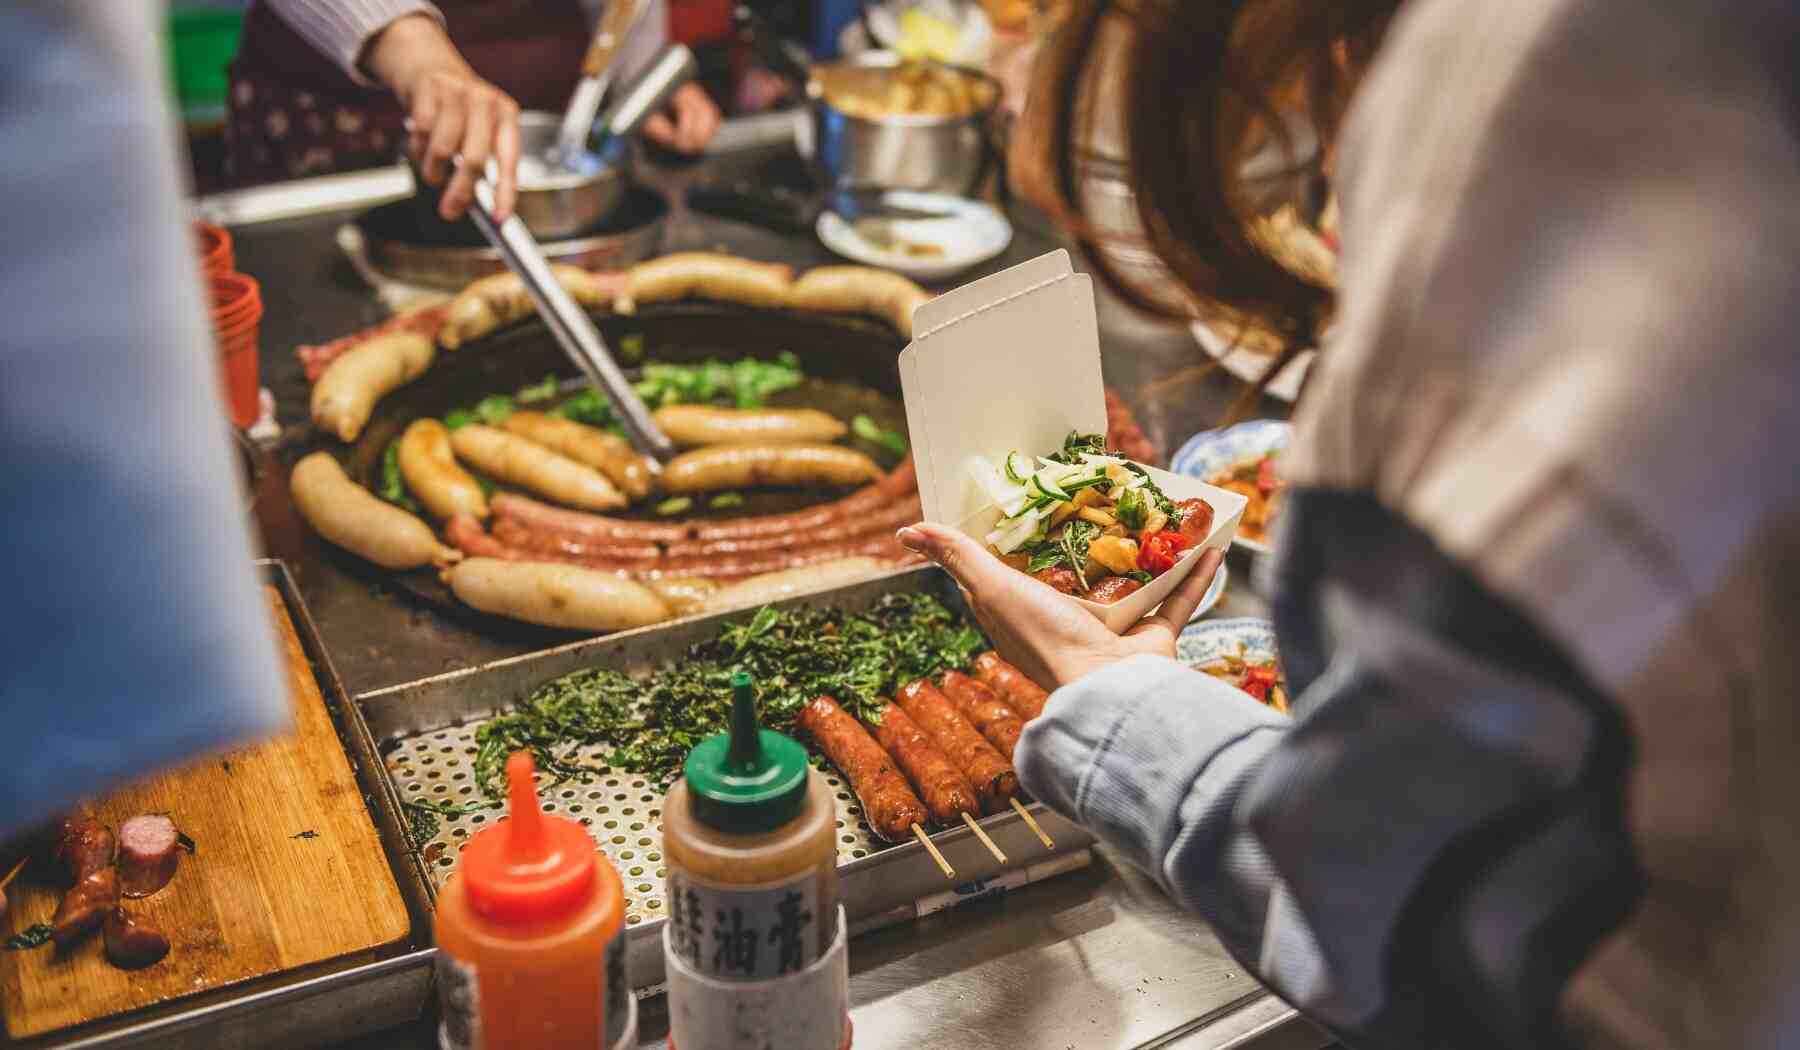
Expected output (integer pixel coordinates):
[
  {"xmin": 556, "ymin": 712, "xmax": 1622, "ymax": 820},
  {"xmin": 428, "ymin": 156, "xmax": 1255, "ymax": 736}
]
[{"xmin": 664, "ymin": 867, "xmax": 823, "ymax": 980}]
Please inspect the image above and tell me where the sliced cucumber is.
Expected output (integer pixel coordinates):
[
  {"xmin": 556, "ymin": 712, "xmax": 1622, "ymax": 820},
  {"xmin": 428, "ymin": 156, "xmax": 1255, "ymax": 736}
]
[
  {"xmin": 1004, "ymin": 451, "xmax": 1034, "ymax": 484},
  {"xmin": 1029, "ymin": 469, "xmax": 1072, "ymax": 502},
  {"xmin": 987, "ymin": 509, "xmax": 1045, "ymax": 553}
]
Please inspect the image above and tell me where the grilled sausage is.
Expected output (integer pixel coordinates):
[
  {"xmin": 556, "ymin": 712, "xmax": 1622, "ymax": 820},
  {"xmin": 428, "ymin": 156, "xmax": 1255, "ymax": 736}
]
[
  {"xmin": 491, "ymin": 492, "xmax": 689, "ymax": 544},
  {"xmin": 452, "ymin": 424, "xmax": 629, "ymax": 512},
  {"xmin": 104, "ymin": 908, "xmax": 170, "ymax": 969},
  {"xmin": 444, "ymin": 514, "xmax": 528, "ymax": 561},
  {"xmin": 695, "ymin": 558, "xmax": 890, "ymax": 614},
  {"xmin": 614, "ymin": 253, "xmax": 793, "ymax": 313},
  {"xmin": 894, "ymin": 680, "xmax": 1019, "ymax": 814},
  {"xmin": 118, "ymin": 815, "xmax": 180, "ymax": 899},
  {"xmin": 798, "ymin": 696, "xmax": 928, "ymax": 843},
  {"xmin": 972, "ymin": 651, "xmax": 1050, "ymax": 721},
  {"xmin": 1173, "ymin": 497, "xmax": 1216, "ymax": 547},
  {"xmin": 787, "ymin": 266, "xmax": 931, "ymax": 338},
  {"xmin": 310, "ymin": 332, "xmax": 435, "ymax": 442},
  {"xmin": 643, "ymin": 576, "xmax": 719, "ymax": 617},
  {"xmin": 660, "ymin": 444, "xmax": 884, "ymax": 494},
  {"xmin": 867, "ymin": 702, "xmax": 979, "ymax": 826},
  {"xmin": 662, "ymin": 497, "xmax": 922, "ymax": 558},
  {"xmin": 654, "ymin": 533, "xmax": 906, "ymax": 579},
  {"xmin": 500, "ymin": 412, "xmax": 656, "ymax": 500},
  {"xmin": 653, "ymin": 406, "xmax": 848, "ymax": 448},
  {"xmin": 1031, "ymin": 567, "xmax": 1081, "ymax": 595},
  {"xmin": 938, "ymin": 671, "xmax": 1025, "ymax": 762},
  {"xmin": 398, "ymin": 419, "xmax": 488, "ymax": 520},
  {"xmin": 54, "ymin": 818, "xmax": 115, "ymax": 883},
  {"xmin": 440, "ymin": 265, "xmax": 616, "ymax": 349},
  {"xmin": 1087, "ymin": 575, "xmax": 1145, "ymax": 604},
  {"xmin": 492, "ymin": 517, "xmax": 661, "ymax": 563},
  {"xmin": 291, "ymin": 453, "xmax": 460, "ymax": 569},
  {"xmin": 444, "ymin": 558, "xmax": 670, "ymax": 631},
  {"xmin": 52, "ymin": 867, "xmax": 119, "ymax": 949}
]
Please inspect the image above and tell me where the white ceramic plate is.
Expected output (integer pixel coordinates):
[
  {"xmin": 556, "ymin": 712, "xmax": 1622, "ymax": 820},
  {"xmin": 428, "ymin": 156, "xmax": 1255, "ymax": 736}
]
[
  {"xmin": 1189, "ymin": 320, "xmax": 1315, "ymax": 403},
  {"xmin": 1176, "ymin": 616, "xmax": 1279, "ymax": 676},
  {"xmin": 816, "ymin": 191, "xmax": 1013, "ymax": 282},
  {"xmin": 1170, "ymin": 420, "xmax": 1292, "ymax": 555}
]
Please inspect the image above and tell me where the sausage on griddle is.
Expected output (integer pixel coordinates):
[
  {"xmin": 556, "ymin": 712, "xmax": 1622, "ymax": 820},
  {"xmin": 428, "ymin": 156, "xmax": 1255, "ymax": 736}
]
[
  {"xmin": 797, "ymin": 696, "xmax": 928, "ymax": 843},
  {"xmin": 973, "ymin": 651, "xmax": 1050, "ymax": 721},
  {"xmin": 939, "ymin": 671, "xmax": 1025, "ymax": 762},
  {"xmin": 866, "ymin": 702, "xmax": 979, "ymax": 826},
  {"xmin": 894, "ymin": 680, "xmax": 1019, "ymax": 814}
]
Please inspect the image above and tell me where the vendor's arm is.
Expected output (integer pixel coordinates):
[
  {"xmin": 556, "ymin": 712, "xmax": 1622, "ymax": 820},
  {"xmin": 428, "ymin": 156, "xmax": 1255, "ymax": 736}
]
[{"xmin": 264, "ymin": 0, "xmax": 520, "ymax": 221}]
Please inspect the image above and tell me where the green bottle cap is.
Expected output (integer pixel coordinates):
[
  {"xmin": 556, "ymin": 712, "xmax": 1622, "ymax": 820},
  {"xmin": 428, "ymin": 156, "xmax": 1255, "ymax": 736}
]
[{"xmin": 683, "ymin": 672, "xmax": 810, "ymax": 833}]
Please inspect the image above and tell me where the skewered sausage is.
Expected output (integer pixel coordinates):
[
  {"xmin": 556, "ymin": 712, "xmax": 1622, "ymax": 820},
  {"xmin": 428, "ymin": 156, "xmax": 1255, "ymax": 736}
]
[
  {"xmin": 866, "ymin": 702, "xmax": 979, "ymax": 825},
  {"xmin": 52, "ymin": 867, "xmax": 119, "ymax": 949},
  {"xmin": 1087, "ymin": 576, "xmax": 1145, "ymax": 604},
  {"xmin": 440, "ymin": 265, "xmax": 616, "ymax": 349},
  {"xmin": 54, "ymin": 818, "xmax": 114, "ymax": 883},
  {"xmin": 614, "ymin": 253, "xmax": 793, "ymax": 313},
  {"xmin": 787, "ymin": 266, "xmax": 931, "ymax": 338},
  {"xmin": 500, "ymin": 412, "xmax": 656, "ymax": 500},
  {"xmin": 310, "ymin": 332, "xmax": 435, "ymax": 442},
  {"xmin": 451, "ymin": 424, "xmax": 628, "ymax": 511},
  {"xmin": 1173, "ymin": 497, "xmax": 1216, "ymax": 547},
  {"xmin": 695, "ymin": 558, "xmax": 890, "ymax": 614},
  {"xmin": 894, "ymin": 680, "xmax": 1019, "ymax": 814},
  {"xmin": 118, "ymin": 815, "xmax": 180, "ymax": 899},
  {"xmin": 938, "ymin": 671, "xmax": 1025, "ymax": 762},
  {"xmin": 972, "ymin": 651, "xmax": 1050, "ymax": 721},
  {"xmin": 797, "ymin": 696, "xmax": 928, "ymax": 843},
  {"xmin": 292, "ymin": 453, "xmax": 461, "ymax": 569},
  {"xmin": 660, "ymin": 444, "xmax": 883, "ymax": 494},
  {"xmin": 444, "ymin": 558, "xmax": 670, "ymax": 631},
  {"xmin": 398, "ymin": 418, "xmax": 488, "ymax": 520},
  {"xmin": 104, "ymin": 908, "xmax": 170, "ymax": 969},
  {"xmin": 662, "ymin": 497, "xmax": 923, "ymax": 558},
  {"xmin": 653, "ymin": 406, "xmax": 848, "ymax": 448}
]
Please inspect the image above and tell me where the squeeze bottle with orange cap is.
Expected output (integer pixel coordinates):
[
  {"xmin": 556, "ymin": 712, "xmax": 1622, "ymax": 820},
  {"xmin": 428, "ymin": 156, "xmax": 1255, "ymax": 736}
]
[
  {"xmin": 661, "ymin": 673, "xmax": 851, "ymax": 1050},
  {"xmin": 434, "ymin": 751, "xmax": 634, "ymax": 1050}
]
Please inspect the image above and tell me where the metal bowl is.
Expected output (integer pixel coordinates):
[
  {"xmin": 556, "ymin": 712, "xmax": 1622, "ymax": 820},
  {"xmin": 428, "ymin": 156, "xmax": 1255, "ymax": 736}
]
[
  {"xmin": 512, "ymin": 111, "xmax": 633, "ymax": 239},
  {"xmin": 805, "ymin": 54, "xmax": 999, "ymax": 195}
]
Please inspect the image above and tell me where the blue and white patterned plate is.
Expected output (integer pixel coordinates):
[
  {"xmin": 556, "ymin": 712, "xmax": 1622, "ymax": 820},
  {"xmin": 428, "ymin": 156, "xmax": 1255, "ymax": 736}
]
[
  {"xmin": 1170, "ymin": 420, "xmax": 1293, "ymax": 555},
  {"xmin": 1187, "ymin": 561, "xmax": 1229, "ymax": 623},
  {"xmin": 1176, "ymin": 616, "xmax": 1279, "ymax": 670}
]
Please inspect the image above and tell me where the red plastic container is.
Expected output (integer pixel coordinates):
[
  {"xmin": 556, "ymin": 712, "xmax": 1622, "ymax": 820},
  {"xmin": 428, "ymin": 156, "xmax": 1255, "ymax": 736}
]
[
  {"xmin": 209, "ymin": 273, "xmax": 262, "ymax": 428},
  {"xmin": 195, "ymin": 220, "xmax": 233, "ymax": 276}
]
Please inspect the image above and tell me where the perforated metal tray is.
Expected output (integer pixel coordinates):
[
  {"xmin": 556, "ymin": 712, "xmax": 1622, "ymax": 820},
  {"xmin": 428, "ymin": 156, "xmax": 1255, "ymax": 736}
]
[{"xmin": 359, "ymin": 565, "xmax": 1093, "ymax": 989}]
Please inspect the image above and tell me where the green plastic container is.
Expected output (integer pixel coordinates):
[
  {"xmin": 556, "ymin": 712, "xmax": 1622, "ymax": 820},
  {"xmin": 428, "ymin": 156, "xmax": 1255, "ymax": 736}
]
[{"xmin": 167, "ymin": 5, "xmax": 244, "ymax": 124}]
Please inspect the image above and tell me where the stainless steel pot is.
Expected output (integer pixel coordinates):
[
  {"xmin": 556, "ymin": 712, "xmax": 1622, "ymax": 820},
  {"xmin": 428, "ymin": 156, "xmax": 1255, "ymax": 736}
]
[{"xmin": 805, "ymin": 53, "xmax": 999, "ymax": 195}]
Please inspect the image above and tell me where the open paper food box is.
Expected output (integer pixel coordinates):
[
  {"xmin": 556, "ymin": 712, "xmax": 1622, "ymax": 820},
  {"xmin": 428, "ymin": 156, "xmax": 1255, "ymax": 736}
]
[{"xmin": 900, "ymin": 251, "xmax": 1247, "ymax": 632}]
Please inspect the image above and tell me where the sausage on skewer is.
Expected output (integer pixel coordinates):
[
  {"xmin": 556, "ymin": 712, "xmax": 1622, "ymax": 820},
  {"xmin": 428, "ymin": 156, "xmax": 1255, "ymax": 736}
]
[
  {"xmin": 798, "ymin": 696, "xmax": 928, "ymax": 844},
  {"xmin": 938, "ymin": 671, "xmax": 1026, "ymax": 762},
  {"xmin": 894, "ymin": 680, "xmax": 1019, "ymax": 814},
  {"xmin": 972, "ymin": 651, "xmax": 1050, "ymax": 721},
  {"xmin": 866, "ymin": 702, "xmax": 979, "ymax": 825}
]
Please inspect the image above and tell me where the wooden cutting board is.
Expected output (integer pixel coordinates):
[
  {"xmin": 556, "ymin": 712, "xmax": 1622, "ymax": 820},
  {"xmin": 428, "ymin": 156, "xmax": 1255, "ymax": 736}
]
[{"xmin": 0, "ymin": 585, "xmax": 411, "ymax": 1040}]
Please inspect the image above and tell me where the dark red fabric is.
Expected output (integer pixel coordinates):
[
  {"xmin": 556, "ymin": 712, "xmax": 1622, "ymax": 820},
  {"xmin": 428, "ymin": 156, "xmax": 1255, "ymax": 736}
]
[{"xmin": 225, "ymin": 0, "xmax": 588, "ymax": 184}]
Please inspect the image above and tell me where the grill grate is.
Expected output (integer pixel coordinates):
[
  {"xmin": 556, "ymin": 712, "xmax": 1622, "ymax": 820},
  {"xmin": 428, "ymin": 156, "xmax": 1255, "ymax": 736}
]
[{"xmin": 385, "ymin": 723, "xmax": 889, "ymax": 926}]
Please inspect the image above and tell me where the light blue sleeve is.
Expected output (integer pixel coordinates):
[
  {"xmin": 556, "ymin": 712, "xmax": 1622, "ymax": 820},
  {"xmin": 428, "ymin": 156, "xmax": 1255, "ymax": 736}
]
[
  {"xmin": 1014, "ymin": 654, "xmax": 1290, "ymax": 959},
  {"xmin": 0, "ymin": 1, "xmax": 291, "ymax": 839}
]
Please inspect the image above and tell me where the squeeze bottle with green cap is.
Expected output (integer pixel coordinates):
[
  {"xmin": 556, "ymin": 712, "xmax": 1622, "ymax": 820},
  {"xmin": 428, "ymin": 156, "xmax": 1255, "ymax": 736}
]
[
  {"xmin": 434, "ymin": 751, "xmax": 634, "ymax": 1050},
  {"xmin": 662, "ymin": 672, "xmax": 839, "ymax": 978}
]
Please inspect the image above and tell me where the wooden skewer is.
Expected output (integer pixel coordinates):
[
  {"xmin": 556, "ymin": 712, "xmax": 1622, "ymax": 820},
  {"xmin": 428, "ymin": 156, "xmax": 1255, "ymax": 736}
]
[
  {"xmin": 961, "ymin": 812, "xmax": 1007, "ymax": 865},
  {"xmin": 0, "ymin": 856, "xmax": 26, "ymax": 892},
  {"xmin": 912, "ymin": 824, "xmax": 955, "ymax": 878},
  {"xmin": 1009, "ymin": 797, "xmax": 1055, "ymax": 849}
]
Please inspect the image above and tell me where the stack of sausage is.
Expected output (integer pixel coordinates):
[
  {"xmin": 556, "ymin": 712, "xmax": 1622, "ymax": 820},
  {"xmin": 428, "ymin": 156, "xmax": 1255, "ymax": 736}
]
[
  {"xmin": 33, "ymin": 815, "xmax": 182, "ymax": 969},
  {"xmin": 796, "ymin": 650, "xmax": 1052, "ymax": 844}
]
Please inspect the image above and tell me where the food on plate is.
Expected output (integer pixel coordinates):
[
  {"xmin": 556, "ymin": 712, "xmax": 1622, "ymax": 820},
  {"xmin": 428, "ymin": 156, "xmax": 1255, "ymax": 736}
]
[
  {"xmin": 894, "ymin": 679, "xmax": 1019, "ymax": 814},
  {"xmin": 652, "ymin": 405, "xmax": 848, "ymax": 448},
  {"xmin": 694, "ymin": 557, "xmax": 892, "ymax": 614},
  {"xmin": 938, "ymin": 670, "xmax": 1025, "ymax": 762},
  {"xmin": 398, "ymin": 419, "xmax": 488, "ymax": 520},
  {"xmin": 51, "ymin": 866, "xmax": 118, "ymax": 949},
  {"xmin": 292, "ymin": 453, "xmax": 460, "ymax": 569},
  {"xmin": 1207, "ymin": 454, "xmax": 1284, "ymax": 546},
  {"xmin": 1197, "ymin": 645, "xmax": 1289, "ymax": 713},
  {"xmin": 55, "ymin": 817, "xmax": 115, "ymax": 883},
  {"xmin": 613, "ymin": 252, "xmax": 793, "ymax": 314},
  {"xmin": 660, "ymin": 443, "xmax": 884, "ymax": 494},
  {"xmin": 866, "ymin": 702, "xmax": 980, "ymax": 825},
  {"xmin": 798, "ymin": 696, "xmax": 929, "ymax": 843},
  {"xmin": 439, "ymin": 265, "xmax": 613, "ymax": 349},
  {"xmin": 443, "ymin": 558, "xmax": 671, "ymax": 631},
  {"xmin": 310, "ymin": 332, "xmax": 435, "ymax": 442},
  {"xmin": 103, "ymin": 908, "xmax": 170, "ymax": 969},
  {"xmin": 643, "ymin": 576, "xmax": 720, "ymax": 617},
  {"xmin": 813, "ymin": 61, "xmax": 996, "ymax": 121},
  {"xmin": 117, "ymin": 815, "xmax": 180, "ymax": 899},
  {"xmin": 788, "ymin": 266, "xmax": 932, "ymax": 338},
  {"xmin": 968, "ymin": 432, "xmax": 1208, "ymax": 603},
  {"xmin": 450, "ymin": 424, "xmax": 628, "ymax": 511},
  {"xmin": 499, "ymin": 411, "xmax": 655, "ymax": 500},
  {"xmin": 972, "ymin": 651, "xmax": 1049, "ymax": 721}
]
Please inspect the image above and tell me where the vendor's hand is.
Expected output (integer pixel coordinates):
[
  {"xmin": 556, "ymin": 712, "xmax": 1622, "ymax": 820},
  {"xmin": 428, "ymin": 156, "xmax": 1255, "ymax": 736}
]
[
  {"xmin": 364, "ymin": 14, "xmax": 521, "ymax": 222},
  {"xmin": 642, "ymin": 82, "xmax": 722, "ymax": 154},
  {"xmin": 896, "ymin": 522, "xmax": 1225, "ymax": 691}
]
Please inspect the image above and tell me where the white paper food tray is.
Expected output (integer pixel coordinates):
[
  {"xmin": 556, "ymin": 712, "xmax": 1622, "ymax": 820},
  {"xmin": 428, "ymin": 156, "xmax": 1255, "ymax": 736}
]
[{"xmin": 898, "ymin": 250, "xmax": 1246, "ymax": 632}]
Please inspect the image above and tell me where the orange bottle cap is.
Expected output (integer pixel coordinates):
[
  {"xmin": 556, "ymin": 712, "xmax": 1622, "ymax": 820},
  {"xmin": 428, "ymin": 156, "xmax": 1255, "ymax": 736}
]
[{"xmin": 460, "ymin": 752, "xmax": 596, "ymax": 924}]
